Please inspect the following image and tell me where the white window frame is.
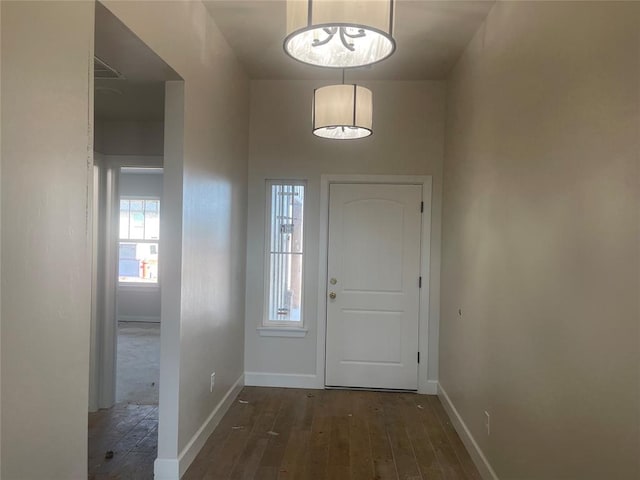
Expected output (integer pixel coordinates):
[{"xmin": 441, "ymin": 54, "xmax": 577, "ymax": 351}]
[
  {"xmin": 261, "ymin": 180, "xmax": 307, "ymax": 332},
  {"xmin": 118, "ymin": 195, "xmax": 161, "ymax": 288}
]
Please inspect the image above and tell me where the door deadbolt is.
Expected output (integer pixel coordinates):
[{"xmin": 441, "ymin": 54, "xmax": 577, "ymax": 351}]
[
  {"xmin": 330, "ymin": 278, "xmax": 337, "ymax": 285},
  {"xmin": 329, "ymin": 292, "xmax": 337, "ymax": 299}
]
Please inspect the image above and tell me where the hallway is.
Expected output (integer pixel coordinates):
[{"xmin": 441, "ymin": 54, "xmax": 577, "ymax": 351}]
[
  {"xmin": 2, "ymin": 2, "xmax": 638, "ymax": 478},
  {"xmin": 185, "ymin": 387, "xmax": 480, "ymax": 480}
]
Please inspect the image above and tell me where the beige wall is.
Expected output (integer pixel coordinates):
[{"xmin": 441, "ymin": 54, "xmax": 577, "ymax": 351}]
[
  {"xmin": 441, "ymin": 2, "xmax": 640, "ymax": 478},
  {"xmin": 0, "ymin": 1, "xmax": 4, "ymax": 474},
  {"xmin": 1, "ymin": 2, "xmax": 94, "ymax": 478},
  {"xmin": 100, "ymin": 0, "xmax": 251, "ymax": 464},
  {"xmin": 1, "ymin": 1, "xmax": 250, "ymax": 477},
  {"xmin": 245, "ymin": 80, "xmax": 445, "ymax": 386},
  {"xmin": 95, "ymin": 120, "xmax": 164, "ymax": 156}
]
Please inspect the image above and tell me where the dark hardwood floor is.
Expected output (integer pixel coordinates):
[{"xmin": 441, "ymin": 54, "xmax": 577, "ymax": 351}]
[
  {"xmin": 87, "ymin": 388, "xmax": 480, "ymax": 479},
  {"xmin": 184, "ymin": 387, "xmax": 481, "ymax": 480},
  {"xmin": 88, "ymin": 403, "xmax": 158, "ymax": 480}
]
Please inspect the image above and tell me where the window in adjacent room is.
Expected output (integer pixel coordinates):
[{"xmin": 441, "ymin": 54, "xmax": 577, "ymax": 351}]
[
  {"xmin": 264, "ymin": 181, "xmax": 305, "ymax": 326},
  {"xmin": 118, "ymin": 198, "xmax": 160, "ymax": 284}
]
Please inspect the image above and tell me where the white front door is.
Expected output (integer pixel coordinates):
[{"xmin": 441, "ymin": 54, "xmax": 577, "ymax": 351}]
[{"xmin": 325, "ymin": 183, "xmax": 423, "ymax": 390}]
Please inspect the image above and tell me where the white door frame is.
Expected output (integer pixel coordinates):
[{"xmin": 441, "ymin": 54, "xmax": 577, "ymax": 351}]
[
  {"xmin": 88, "ymin": 158, "xmax": 119, "ymax": 411},
  {"xmin": 88, "ymin": 155, "xmax": 163, "ymax": 412},
  {"xmin": 317, "ymin": 174, "xmax": 435, "ymax": 394}
]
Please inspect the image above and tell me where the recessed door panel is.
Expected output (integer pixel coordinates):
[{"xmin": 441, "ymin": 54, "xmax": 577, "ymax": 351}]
[
  {"xmin": 342, "ymin": 199, "xmax": 404, "ymax": 292},
  {"xmin": 340, "ymin": 310, "xmax": 403, "ymax": 364}
]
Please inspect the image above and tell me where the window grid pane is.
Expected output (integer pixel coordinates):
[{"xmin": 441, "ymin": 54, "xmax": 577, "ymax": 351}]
[
  {"xmin": 267, "ymin": 184, "xmax": 304, "ymax": 323},
  {"xmin": 118, "ymin": 242, "xmax": 159, "ymax": 283},
  {"xmin": 144, "ymin": 200, "xmax": 160, "ymax": 240},
  {"xmin": 120, "ymin": 200, "xmax": 130, "ymax": 240}
]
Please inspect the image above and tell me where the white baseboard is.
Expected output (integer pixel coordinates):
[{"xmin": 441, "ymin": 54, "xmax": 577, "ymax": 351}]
[
  {"xmin": 178, "ymin": 373, "xmax": 245, "ymax": 477},
  {"xmin": 153, "ymin": 458, "xmax": 179, "ymax": 480},
  {"xmin": 438, "ymin": 383, "xmax": 499, "ymax": 480},
  {"xmin": 244, "ymin": 371, "xmax": 321, "ymax": 389},
  {"xmin": 154, "ymin": 374, "xmax": 244, "ymax": 479},
  {"xmin": 117, "ymin": 315, "xmax": 160, "ymax": 323},
  {"xmin": 420, "ymin": 379, "xmax": 439, "ymax": 395}
]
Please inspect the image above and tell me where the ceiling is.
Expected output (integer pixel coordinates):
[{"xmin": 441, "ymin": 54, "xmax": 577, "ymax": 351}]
[
  {"xmin": 203, "ymin": 0, "xmax": 495, "ymax": 81},
  {"xmin": 94, "ymin": 1, "xmax": 495, "ymax": 121},
  {"xmin": 94, "ymin": 2, "xmax": 179, "ymax": 121},
  {"xmin": 95, "ymin": 2, "xmax": 180, "ymax": 83},
  {"xmin": 94, "ymin": 80, "xmax": 166, "ymax": 122}
]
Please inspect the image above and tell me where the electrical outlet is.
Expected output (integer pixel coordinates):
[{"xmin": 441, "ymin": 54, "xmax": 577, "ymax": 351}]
[
  {"xmin": 484, "ymin": 411, "xmax": 490, "ymax": 436},
  {"xmin": 210, "ymin": 372, "xmax": 216, "ymax": 392}
]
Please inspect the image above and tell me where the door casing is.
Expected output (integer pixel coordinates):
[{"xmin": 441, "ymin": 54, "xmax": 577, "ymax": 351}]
[
  {"xmin": 317, "ymin": 174, "xmax": 435, "ymax": 394},
  {"xmin": 89, "ymin": 155, "xmax": 163, "ymax": 412}
]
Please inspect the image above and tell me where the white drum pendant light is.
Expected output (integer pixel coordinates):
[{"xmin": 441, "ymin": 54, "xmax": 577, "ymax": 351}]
[
  {"xmin": 312, "ymin": 84, "xmax": 373, "ymax": 139},
  {"xmin": 285, "ymin": 0, "xmax": 396, "ymax": 68}
]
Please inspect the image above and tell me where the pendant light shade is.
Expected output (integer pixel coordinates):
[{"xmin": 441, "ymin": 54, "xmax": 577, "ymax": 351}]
[
  {"xmin": 285, "ymin": 0, "xmax": 396, "ymax": 69},
  {"xmin": 312, "ymin": 84, "xmax": 372, "ymax": 140}
]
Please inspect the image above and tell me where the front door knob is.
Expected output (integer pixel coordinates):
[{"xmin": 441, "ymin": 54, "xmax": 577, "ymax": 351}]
[{"xmin": 329, "ymin": 292, "xmax": 337, "ymax": 299}]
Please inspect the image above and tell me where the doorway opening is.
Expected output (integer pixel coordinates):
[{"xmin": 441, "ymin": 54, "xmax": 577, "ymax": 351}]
[
  {"xmin": 116, "ymin": 167, "xmax": 162, "ymax": 405},
  {"xmin": 116, "ymin": 167, "xmax": 163, "ymax": 406},
  {"xmin": 88, "ymin": 3, "xmax": 181, "ymax": 478}
]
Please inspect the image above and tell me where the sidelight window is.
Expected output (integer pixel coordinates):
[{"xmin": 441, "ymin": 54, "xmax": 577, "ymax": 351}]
[{"xmin": 264, "ymin": 181, "xmax": 305, "ymax": 325}]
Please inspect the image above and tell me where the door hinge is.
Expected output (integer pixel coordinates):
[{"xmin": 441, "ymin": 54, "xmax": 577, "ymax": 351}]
[
  {"xmin": 420, "ymin": 201, "xmax": 424, "ymax": 213},
  {"xmin": 417, "ymin": 352, "xmax": 420, "ymax": 364},
  {"xmin": 419, "ymin": 276, "xmax": 422, "ymax": 288}
]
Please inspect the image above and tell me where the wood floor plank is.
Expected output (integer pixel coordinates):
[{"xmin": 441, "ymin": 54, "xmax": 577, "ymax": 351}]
[
  {"xmin": 328, "ymin": 390, "xmax": 351, "ymax": 468},
  {"xmin": 184, "ymin": 387, "xmax": 266, "ymax": 480},
  {"xmin": 427, "ymin": 396, "xmax": 481, "ymax": 480},
  {"xmin": 198, "ymin": 388, "xmax": 272, "ymax": 479},
  {"xmin": 380, "ymin": 393, "xmax": 423, "ymax": 480},
  {"xmin": 278, "ymin": 429, "xmax": 311, "ymax": 479},
  {"xmin": 109, "ymin": 451, "xmax": 155, "ymax": 480},
  {"xmin": 327, "ymin": 414, "xmax": 351, "ymax": 478},
  {"xmin": 368, "ymin": 394, "xmax": 401, "ymax": 480},
  {"xmin": 88, "ymin": 402, "xmax": 159, "ymax": 480},
  {"xmin": 257, "ymin": 466, "xmax": 281, "ymax": 480},
  {"xmin": 252, "ymin": 388, "xmax": 285, "ymax": 436},
  {"xmin": 272, "ymin": 389, "xmax": 315, "ymax": 479},
  {"xmin": 131, "ymin": 425, "xmax": 158, "ymax": 454},
  {"xmin": 229, "ymin": 434, "xmax": 270, "ymax": 480},
  {"xmin": 349, "ymin": 392, "xmax": 374, "ymax": 480},
  {"xmin": 299, "ymin": 390, "xmax": 317, "ymax": 431},
  {"xmin": 259, "ymin": 389, "xmax": 299, "ymax": 472},
  {"xmin": 301, "ymin": 419, "xmax": 331, "ymax": 479},
  {"xmin": 202, "ymin": 427, "xmax": 253, "ymax": 478},
  {"xmin": 416, "ymin": 396, "xmax": 467, "ymax": 480},
  {"xmin": 399, "ymin": 395, "xmax": 444, "ymax": 480},
  {"xmin": 300, "ymin": 391, "xmax": 331, "ymax": 480}
]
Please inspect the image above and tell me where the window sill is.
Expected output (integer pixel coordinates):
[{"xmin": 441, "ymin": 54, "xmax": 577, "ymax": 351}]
[
  {"xmin": 257, "ymin": 326, "xmax": 308, "ymax": 338},
  {"xmin": 117, "ymin": 283, "xmax": 161, "ymax": 292}
]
